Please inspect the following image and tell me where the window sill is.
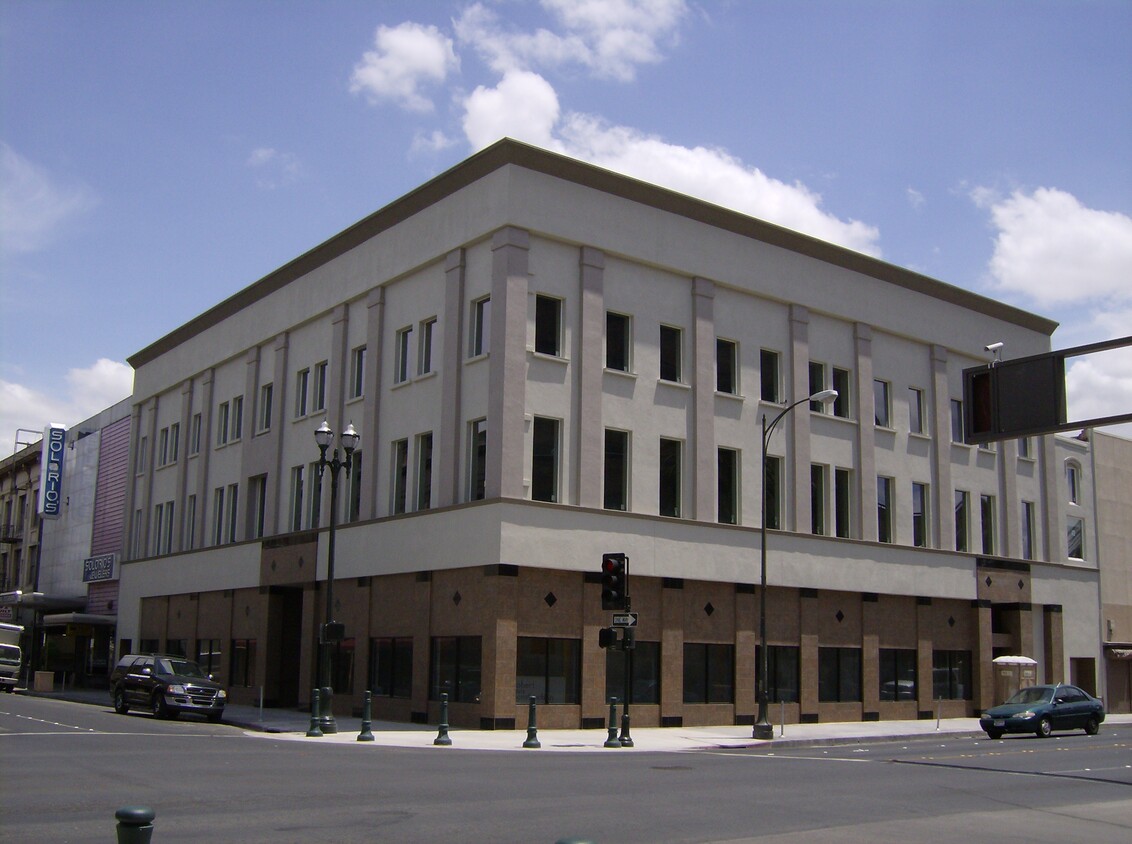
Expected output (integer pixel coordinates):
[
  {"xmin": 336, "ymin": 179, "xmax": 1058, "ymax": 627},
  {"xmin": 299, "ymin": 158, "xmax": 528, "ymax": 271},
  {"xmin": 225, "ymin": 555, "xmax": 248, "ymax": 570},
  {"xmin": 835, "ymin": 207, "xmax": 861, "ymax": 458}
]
[
  {"xmin": 908, "ymin": 431, "xmax": 931, "ymax": 443},
  {"xmin": 466, "ymin": 352, "xmax": 490, "ymax": 365},
  {"xmin": 603, "ymin": 367, "xmax": 637, "ymax": 380},
  {"xmin": 657, "ymin": 379, "xmax": 691, "ymax": 391},
  {"xmin": 715, "ymin": 390, "xmax": 744, "ymax": 402},
  {"xmin": 528, "ymin": 349, "xmax": 570, "ymax": 365}
]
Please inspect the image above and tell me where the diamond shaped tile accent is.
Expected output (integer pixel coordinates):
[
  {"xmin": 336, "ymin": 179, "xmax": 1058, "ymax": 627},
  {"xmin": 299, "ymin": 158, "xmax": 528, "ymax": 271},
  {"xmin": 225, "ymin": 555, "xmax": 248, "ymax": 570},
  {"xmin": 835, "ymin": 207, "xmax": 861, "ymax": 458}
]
[
  {"xmin": 544, "ymin": 592, "xmax": 557, "ymax": 607},
  {"xmin": 985, "ymin": 576, "xmax": 993, "ymax": 587},
  {"xmin": 835, "ymin": 610, "xmax": 844, "ymax": 623},
  {"xmin": 704, "ymin": 602, "xmax": 715, "ymax": 616},
  {"xmin": 1018, "ymin": 579, "xmax": 1025, "ymax": 590},
  {"xmin": 948, "ymin": 616, "xmax": 956, "ymax": 627},
  {"xmin": 452, "ymin": 591, "xmax": 462, "ymax": 606}
]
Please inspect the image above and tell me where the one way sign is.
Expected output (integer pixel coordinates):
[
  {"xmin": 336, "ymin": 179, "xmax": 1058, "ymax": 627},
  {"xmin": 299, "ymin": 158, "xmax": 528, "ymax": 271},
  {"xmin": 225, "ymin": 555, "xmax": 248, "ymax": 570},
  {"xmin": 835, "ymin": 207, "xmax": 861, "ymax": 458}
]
[{"xmin": 612, "ymin": 612, "xmax": 638, "ymax": 627}]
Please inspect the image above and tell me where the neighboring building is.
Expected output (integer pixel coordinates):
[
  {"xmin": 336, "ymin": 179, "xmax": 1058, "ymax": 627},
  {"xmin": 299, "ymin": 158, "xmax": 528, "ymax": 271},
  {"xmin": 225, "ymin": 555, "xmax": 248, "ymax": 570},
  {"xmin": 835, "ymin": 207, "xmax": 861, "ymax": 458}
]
[
  {"xmin": 117, "ymin": 139, "xmax": 1104, "ymax": 729},
  {"xmin": 36, "ymin": 400, "xmax": 133, "ymax": 686},
  {"xmin": 1, "ymin": 439, "xmax": 44, "ymax": 638},
  {"xmin": 1091, "ymin": 429, "xmax": 1132, "ymax": 713}
]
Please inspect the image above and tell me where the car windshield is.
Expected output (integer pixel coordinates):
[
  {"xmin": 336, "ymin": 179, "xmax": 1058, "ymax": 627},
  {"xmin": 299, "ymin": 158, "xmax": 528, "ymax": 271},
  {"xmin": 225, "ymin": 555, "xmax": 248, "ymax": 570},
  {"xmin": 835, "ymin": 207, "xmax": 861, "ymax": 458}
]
[
  {"xmin": 1006, "ymin": 686, "xmax": 1053, "ymax": 705},
  {"xmin": 157, "ymin": 658, "xmax": 207, "ymax": 678}
]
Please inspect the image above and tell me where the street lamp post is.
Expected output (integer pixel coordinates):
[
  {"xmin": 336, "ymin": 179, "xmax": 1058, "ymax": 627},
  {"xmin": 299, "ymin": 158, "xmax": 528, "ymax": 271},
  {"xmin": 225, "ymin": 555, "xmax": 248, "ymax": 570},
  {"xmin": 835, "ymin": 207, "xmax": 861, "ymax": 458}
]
[
  {"xmin": 754, "ymin": 388, "xmax": 837, "ymax": 740},
  {"xmin": 313, "ymin": 419, "xmax": 359, "ymax": 735}
]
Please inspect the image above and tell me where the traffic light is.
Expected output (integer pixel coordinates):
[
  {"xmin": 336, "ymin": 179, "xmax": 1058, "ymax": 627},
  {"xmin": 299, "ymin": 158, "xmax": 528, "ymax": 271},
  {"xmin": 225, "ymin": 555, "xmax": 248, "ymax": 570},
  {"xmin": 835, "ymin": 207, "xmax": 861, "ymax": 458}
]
[
  {"xmin": 598, "ymin": 627, "xmax": 617, "ymax": 649},
  {"xmin": 601, "ymin": 552, "xmax": 628, "ymax": 611}
]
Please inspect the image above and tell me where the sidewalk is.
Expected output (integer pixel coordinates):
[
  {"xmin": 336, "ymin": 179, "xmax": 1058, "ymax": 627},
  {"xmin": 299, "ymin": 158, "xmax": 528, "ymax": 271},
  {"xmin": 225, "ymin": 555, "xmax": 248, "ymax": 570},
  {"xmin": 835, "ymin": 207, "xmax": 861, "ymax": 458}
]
[{"xmin": 19, "ymin": 684, "xmax": 1088, "ymax": 752}]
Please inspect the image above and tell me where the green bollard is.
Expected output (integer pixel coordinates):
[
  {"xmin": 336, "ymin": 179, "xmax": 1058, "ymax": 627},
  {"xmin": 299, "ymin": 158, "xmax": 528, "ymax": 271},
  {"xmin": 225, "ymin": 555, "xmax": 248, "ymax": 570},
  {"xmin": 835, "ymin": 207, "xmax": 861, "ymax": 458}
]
[
  {"xmin": 618, "ymin": 707, "xmax": 633, "ymax": 748},
  {"xmin": 523, "ymin": 695, "xmax": 541, "ymax": 748},
  {"xmin": 604, "ymin": 697, "xmax": 621, "ymax": 748},
  {"xmin": 358, "ymin": 690, "xmax": 375, "ymax": 741},
  {"xmin": 115, "ymin": 806, "xmax": 155, "ymax": 844},
  {"xmin": 306, "ymin": 689, "xmax": 323, "ymax": 737},
  {"xmin": 434, "ymin": 692, "xmax": 452, "ymax": 746}
]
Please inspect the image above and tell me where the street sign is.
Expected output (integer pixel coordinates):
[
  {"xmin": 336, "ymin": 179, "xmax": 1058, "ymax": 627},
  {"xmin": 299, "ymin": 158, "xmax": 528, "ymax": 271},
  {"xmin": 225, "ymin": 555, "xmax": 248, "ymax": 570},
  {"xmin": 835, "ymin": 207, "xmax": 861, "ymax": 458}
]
[{"xmin": 612, "ymin": 612, "xmax": 638, "ymax": 627}]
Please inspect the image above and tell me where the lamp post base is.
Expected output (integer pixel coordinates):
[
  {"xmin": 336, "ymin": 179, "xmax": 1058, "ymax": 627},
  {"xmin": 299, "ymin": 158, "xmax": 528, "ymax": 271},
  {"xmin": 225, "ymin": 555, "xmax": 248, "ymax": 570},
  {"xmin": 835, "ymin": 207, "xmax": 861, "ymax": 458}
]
[
  {"xmin": 752, "ymin": 721, "xmax": 774, "ymax": 740},
  {"xmin": 318, "ymin": 686, "xmax": 338, "ymax": 734}
]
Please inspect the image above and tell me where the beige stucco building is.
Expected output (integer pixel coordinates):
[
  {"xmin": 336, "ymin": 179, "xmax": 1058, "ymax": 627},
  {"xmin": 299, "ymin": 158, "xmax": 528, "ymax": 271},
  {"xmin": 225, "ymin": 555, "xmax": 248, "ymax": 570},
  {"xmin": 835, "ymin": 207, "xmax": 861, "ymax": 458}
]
[{"xmin": 117, "ymin": 139, "xmax": 1104, "ymax": 729}]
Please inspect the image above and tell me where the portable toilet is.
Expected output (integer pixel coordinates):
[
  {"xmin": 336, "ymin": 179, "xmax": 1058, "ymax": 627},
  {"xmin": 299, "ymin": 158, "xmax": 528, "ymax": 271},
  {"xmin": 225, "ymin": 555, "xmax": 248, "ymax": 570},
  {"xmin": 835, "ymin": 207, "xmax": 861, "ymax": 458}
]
[{"xmin": 993, "ymin": 655, "xmax": 1038, "ymax": 705}]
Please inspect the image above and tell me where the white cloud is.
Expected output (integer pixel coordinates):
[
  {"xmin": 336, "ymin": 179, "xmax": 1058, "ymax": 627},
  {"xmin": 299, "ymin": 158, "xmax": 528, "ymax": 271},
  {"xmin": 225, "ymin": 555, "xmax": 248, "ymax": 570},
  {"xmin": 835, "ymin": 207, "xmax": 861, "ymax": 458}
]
[
  {"xmin": 0, "ymin": 142, "xmax": 97, "ymax": 255},
  {"xmin": 906, "ymin": 187, "xmax": 925, "ymax": 210},
  {"xmin": 246, "ymin": 147, "xmax": 303, "ymax": 189},
  {"xmin": 0, "ymin": 359, "xmax": 133, "ymax": 458},
  {"xmin": 462, "ymin": 70, "xmax": 562, "ymax": 151},
  {"xmin": 409, "ymin": 130, "xmax": 460, "ymax": 156},
  {"xmin": 455, "ymin": 0, "xmax": 687, "ymax": 82},
  {"xmin": 976, "ymin": 187, "xmax": 1132, "ymax": 308},
  {"xmin": 350, "ymin": 22, "xmax": 459, "ymax": 112},
  {"xmin": 1065, "ymin": 346, "xmax": 1132, "ymax": 438}
]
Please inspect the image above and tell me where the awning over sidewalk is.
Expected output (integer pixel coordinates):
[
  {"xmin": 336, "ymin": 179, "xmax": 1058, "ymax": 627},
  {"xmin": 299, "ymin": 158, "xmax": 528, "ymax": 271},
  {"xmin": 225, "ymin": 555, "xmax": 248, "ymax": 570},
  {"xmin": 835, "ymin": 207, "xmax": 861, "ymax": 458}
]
[{"xmin": 41, "ymin": 612, "xmax": 117, "ymax": 628}]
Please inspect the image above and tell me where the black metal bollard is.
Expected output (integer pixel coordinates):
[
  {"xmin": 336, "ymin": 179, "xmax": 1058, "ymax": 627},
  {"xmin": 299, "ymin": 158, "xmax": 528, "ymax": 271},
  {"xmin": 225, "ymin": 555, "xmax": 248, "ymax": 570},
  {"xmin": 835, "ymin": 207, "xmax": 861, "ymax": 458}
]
[
  {"xmin": 357, "ymin": 690, "xmax": 374, "ymax": 741},
  {"xmin": 604, "ymin": 697, "xmax": 621, "ymax": 748},
  {"xmin": 115, "ymin": 806, "xmax": 155, "ymax": 844},
  {"xmin": 618, "ymin": 707, "xmax": 633, "ymax": 748},
  {"xmin": 434, "ymin": 692, "xmax": 452, "ymax": 746},
  {"xmin": 306, "ymin": 689, "xmax": 323, "ymax": 737},
  {"xmin": 523, "ymin": 695, "xmax": 541, "ymax": 748}
]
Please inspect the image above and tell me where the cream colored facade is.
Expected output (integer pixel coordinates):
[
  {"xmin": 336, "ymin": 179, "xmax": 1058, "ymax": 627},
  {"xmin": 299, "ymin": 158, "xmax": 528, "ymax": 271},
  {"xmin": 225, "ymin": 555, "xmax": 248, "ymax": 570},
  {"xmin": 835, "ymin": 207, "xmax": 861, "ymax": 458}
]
[{"xmin": 118, "ymin": 139, "xmax": 1103, "ymax": 728}]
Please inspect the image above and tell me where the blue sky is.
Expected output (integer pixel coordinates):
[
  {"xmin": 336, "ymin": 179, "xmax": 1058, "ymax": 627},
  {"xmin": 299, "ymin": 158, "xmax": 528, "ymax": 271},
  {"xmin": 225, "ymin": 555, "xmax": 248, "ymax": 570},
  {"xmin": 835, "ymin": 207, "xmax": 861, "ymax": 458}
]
[{"xmin": 2, "ymin": 0, "xmax": 1130, "ymax": 454}]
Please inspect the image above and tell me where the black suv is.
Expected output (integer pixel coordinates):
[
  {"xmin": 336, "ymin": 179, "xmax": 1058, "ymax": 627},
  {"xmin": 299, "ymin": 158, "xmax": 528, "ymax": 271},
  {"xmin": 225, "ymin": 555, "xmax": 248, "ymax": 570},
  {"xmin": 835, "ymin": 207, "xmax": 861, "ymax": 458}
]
[{"xmin": 110, "ymin": 654, "xmax": 227, "ymax": 722}]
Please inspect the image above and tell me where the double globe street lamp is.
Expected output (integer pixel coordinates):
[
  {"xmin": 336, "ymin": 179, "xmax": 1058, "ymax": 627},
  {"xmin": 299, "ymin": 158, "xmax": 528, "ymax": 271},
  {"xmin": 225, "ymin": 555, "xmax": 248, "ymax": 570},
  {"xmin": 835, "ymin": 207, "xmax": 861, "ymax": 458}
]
[
  {"xmin": 754, "ymin": 388, "xmax": 838, "ymax": 740},
  {"xmin": 313, "ymin": 419, "xmax": 360, "ymax": 734}
]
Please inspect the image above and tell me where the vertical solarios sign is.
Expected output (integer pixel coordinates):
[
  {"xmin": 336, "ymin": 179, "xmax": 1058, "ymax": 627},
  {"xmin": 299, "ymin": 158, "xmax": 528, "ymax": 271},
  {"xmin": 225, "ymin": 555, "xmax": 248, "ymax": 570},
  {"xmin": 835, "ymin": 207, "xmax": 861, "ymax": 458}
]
[{"xmin": 38, "ymin": 423, "xmax": 67, "ymax": 518}]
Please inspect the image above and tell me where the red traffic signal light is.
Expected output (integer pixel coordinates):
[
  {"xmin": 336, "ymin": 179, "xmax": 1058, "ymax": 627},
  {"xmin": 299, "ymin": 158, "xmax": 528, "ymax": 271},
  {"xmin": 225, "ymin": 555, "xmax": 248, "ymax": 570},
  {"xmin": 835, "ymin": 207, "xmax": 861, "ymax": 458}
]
[{"xmin": 601, "ymin": 552, "xmax": 628, "ymax": 611}]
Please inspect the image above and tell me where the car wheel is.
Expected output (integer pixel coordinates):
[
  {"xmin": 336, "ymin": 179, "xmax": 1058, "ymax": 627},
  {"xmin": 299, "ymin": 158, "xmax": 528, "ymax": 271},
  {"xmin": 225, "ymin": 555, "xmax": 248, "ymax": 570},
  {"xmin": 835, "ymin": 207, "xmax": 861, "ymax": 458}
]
[
  {"xmin": 986, "ymin": 729, "xmax": 1003, "ymax": 740},
  {"xmin": 151, "ymin": 693, "xmax": 169, "ymax": 719},
  {"xmin": 1084, "ymin": 716, "xmax": 1100, "ymax": 736},
  {"xmin": 1036, "ymin": 716, "xmax": 1053, "ymax": 738},
  {"xmin": 113, "ymin": 688, "xmax": 129, "ymax": 715}
]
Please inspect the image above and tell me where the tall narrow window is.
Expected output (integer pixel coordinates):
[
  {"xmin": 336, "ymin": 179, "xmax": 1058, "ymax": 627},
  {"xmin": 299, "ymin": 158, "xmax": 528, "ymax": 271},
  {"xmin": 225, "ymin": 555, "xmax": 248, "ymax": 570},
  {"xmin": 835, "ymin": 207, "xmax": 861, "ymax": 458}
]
[
  {"xmin": 1021, "ymin": 501, "xmax": 1035, "ymax": 560},
  {"xmin": 308, "ymin": 462, "xmax": 323, "ymax": 528},
  {"xmin": 231, "ymin": 396, "xmax": 243, "ymax": 441},
  {"xmin": 683, "ymin": 643, "xmax": 735, "ymax": 703},
  {"xmin": 908, "ymin": 387, "xmax": 925, "ymax": 435},
  {"xmin": 217, "ymin": 402, "xmax": 230, "ymax": 446},
  {"xmin": 419, "ymin": 318, "xmax": 436, "ymax": 375},
  {"xmin": 185, "ymin": 495, "xmax": 197, "ymax": 550},
  {"xmin": 951, "ymin": 399, "xmax": 965, "ymax": 443},
  {"xmin": 832, "ymin": 367, "xmax": 851, "ymax": 418},
  {"xmin": 158, "ymin": 427, "xmax": 170, "ymax": 467},
  {"xmin": 1067, "ymin": 516, "xmax": 1085, "ymax": 559},
  {"xmin": 603, "ymin": 429, "xmax": 629, "ymax": 511},
  {"xmin": 877, "ymin": 476, "xmax": 894, "ymax": 543},
  {"xmin": 136, "ymin": 436, "xmax": 148, "ymax": 473},
  {"xmin": 1018, "ymin": 437, "xmax": 1032, "ymax": 458},
  {"xmin": 414, "ymin": 434, "xmax": 433, "ymax": 510},
  {"xmin": 980, "ymin": 494, "xmax": 996, "ymax": 554},
  {"xmin": 469, "ymin": 419, "xmax": 487, "ymax": 501},
  {"xmin": 259, "ymin": 384, "xmax": 273, "ymax": 432},
  {"xmin": 212, "ymin": 487, "xmax": 225, "ymax": 546},
  {"xmin": 534, "ymin": 295, "xmax": 562, "ymax": 356},
  {"xmin": 289, "ymin": 466, "xmax": 304, "ymax": 532},
  {"xmin": 350, "ymin": 346, "xmax": 367, "ymax": 399},
  {"xmin": 226, "ymin": 483, "xmax": 239, "ymax": 544},
  {"xmin": 1066, "ymin": 462, "xmax": 1080, "ymax": 504},
  {"xmin": 873, "ymin": 379, "xmax": 891, "ymax": 427},
  {"xmin": 819, "ymin": 647, "xmax": 862, "ymax": 702},
  {"xmin": 392, "ymin": 439, "xmax": 409, "ymax": 515},
  {"xmin": 912, "ymin": 482, "xmax": 929, "ymax": 547},
  {"xmin": 189, "ymin": 413, "xmax": 202, "ymax": 456},
  {"xmin": 471, "ymin": 297, "xmax": 491, "ymax": 357},
  {"xmin": 659, "ymin": 437, "xmax": 682, "ymax": 517},
  {"xmin": 760, "ymin": 349, "xmax": 781, "ymax": 402},
  {"xmin": 312, "ymin": 362, "xmax": 328, "ymax": 412},
  {"xmin": 718, "ymin": 447, "xmax": 738, "ymax": 525},
  {"xmin": 809, "ymin": 362, "xmax": 826, "ymax": 410},
  {"xmin": 834, "ymin": 468, "xmax": 851, "ymax": 538},
  {"xmin": 764, "ymin": 455, "xmax": 782, "ymax": 530},
  {"xmin": 531, "ymin": 417, "xmax": 560, "ymax": 503},
  {"xmin": 347, "ymin": 452, "xmax": 363, "ymax": 523},
  {"xmin": 716, "ymin": 338, "xmax": 738, "ymax": 394},
  {"xmin": 153, "ymin": 503, "xmax": 165, "ymax": 556},
  {"xmin": 606, "ymin": 312, "xmax": 631, "ymax": 372},
  {"xmin": 954, "ymin": 490, "xmax": 970, "ymax": 552},
  {"xmin": 395, "ymin": 327, "xmax": 413, "ymax": 384},
  {"xmin": 249, "ymin": 475, "xmax": 267, "ymax": 539},
  {"xmin": 811, "ymin": 464, "xmax": 828, "ymax": 535},
  {"xmin": 169, "ymin": 423, "xmax": 180, "ymax": 463},
  {"xmin": 659, "ymin": 325, "xmax": 682, "ymax": 382},
  {"xmin": 295, "ymin": 368, "xmax": 310, "ymax": 417}
]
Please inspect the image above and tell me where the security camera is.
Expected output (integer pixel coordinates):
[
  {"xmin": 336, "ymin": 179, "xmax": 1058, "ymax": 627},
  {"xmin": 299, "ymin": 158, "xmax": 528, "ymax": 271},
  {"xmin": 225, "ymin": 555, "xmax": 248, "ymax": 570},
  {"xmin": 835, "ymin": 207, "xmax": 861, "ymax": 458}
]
[{"xmin": 985, "ymin": 342, "xmax": 1004, "ymax": 352}]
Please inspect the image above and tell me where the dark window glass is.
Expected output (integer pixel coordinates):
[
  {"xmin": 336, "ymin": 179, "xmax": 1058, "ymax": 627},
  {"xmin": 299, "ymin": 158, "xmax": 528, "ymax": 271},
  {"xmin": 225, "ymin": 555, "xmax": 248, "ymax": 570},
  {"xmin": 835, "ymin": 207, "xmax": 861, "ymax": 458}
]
[
  {"xmin": 534, "ymin": 295, "xmax": 561, "ymax": 356},
  {"xmin": 818, "ymin": 647, "xmax": 861, "ymax": 702},
  {"xmin": 809, "ymin": 362, "xmax": 825, "ymax": 410},
  {"xmin": 879, "ymin": 648, "xmax": 917, "ymax": 700},
  {"xmin": 429, "ymin": 636, "xmax": 482, "ymax": 702},
  {"xmin": 811, "ymin": 464, "xmax": 826, "ymax": 535},
  {"xmin": 932, "ymin": 650, "xmax": 972, "ymax": 700},
  {"xmin": 718, "ymin": 447, "xmax": 738, "ymax": 525},
  {"xmin": 659, "ymin": 438, "xmax": 681, "ymax": 517},
  {"xmin": 516, "ymin": 637, "xmax": 580, "ymax": 704},
  {"xmin": 230, "ymin": 639, "xmax": 257, "ymax": 687},
  {"xmin": 877, "ymin": 476, "xmax": 893, "ymax": 543},
  {"xmin": 660, "ymin": 325, "xmax": 681, "ymax": 382},
  {"xmin": 834, "ymin": 468, "xmax": 851, "ymax": 538},
  {"xmin": 606, "ymin": 312, "xmax": 630, "ymax": 371},
  {"xmin": 832, "ymin": 368, "xmax": 851, "ymax": 418},
  {"xmin": 760, "ymin": 349, "xmax": 780, "ymax": 402},
  {"xmin": 755, "ymin": 645, "xmax": 800, "ymax": 703},
  {"xmin": 683, "ymin": 643, "xmax": 734, "ymax": 704},
  {"xmin": 605, "ymin": 641, "xmax": 660, "ymax": 704},
  {"xmin": 371, "ymin": 637, "xmax": 413, "ymax": 698},
  {"xmin": 765, "ymin": 455, "xmax": 782, "ymax": 530},
  {"xmin": 604, "ymin": 430, "xmax": 629, "ymax": 511},
  {"xmin": 716, "ymin": 338, "xmax": 737, "ymax": 394},
  {"xmin": 531, "ymin": 417, "xmax": 559, "ymax": 502}
]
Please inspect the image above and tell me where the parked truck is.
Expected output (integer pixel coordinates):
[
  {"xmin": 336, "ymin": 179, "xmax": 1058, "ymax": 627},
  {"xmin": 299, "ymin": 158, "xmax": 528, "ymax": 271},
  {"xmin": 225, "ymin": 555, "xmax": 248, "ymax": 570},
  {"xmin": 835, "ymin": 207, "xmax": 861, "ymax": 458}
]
[{"xmin": 0, "ymin": 622, "xmax": 23, "ymax": 691}]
